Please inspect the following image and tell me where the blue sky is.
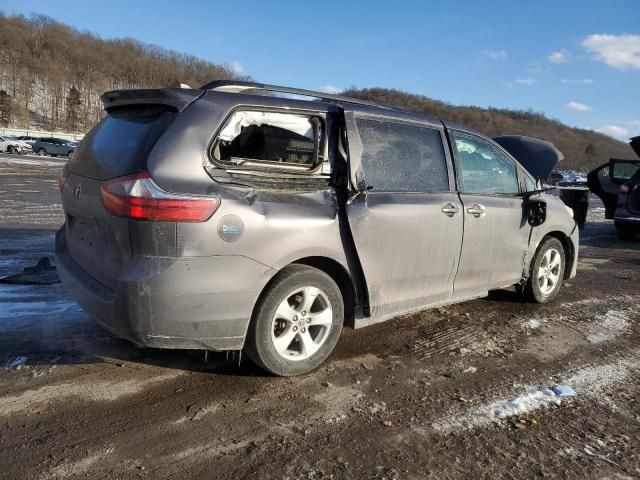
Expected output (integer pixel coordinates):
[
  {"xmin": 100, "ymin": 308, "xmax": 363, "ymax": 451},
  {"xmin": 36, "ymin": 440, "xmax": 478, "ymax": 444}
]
[{"xmin": 3, "ymin": 0, "xmax": 640, "ymax": 141}]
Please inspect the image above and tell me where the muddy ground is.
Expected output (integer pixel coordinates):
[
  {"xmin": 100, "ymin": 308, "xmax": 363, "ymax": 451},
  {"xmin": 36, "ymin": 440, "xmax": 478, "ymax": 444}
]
[{"xmin": 0, "ymin": 153, "xmax": 638, "ymax": 479}]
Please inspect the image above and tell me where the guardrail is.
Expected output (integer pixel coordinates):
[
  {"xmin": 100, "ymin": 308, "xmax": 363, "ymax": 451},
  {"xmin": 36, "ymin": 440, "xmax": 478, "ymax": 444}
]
[{"xmin": 0, "ymin": 128, "xmax": 84, "ymax": 142}]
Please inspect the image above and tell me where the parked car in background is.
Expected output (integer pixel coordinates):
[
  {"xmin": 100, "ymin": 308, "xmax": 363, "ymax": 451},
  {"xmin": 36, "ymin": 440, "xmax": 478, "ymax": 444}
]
[
  {"xmin": 588, "ymin": 136, "xmax": 640, "ymax": 240},
  {"xmin": 56, "ymin": 81, "xmax": 579, "ymax": 376},
  {"xmin": 0, "ymin": 135, "xmax": 33, "ymax": 154},
  {"xmin": 17, "ymin": 135, "xmax": 39, "ymax": 145},
  {"xmin": 32, "ymin": 137, "xmax": 76, "ymax": 157}
]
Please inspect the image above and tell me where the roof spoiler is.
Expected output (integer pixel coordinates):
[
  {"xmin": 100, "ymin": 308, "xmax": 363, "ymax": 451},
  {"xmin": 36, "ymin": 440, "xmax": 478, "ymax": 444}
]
[
  {"xmin": 493, "ymin": 135, "xmax": 563, "ymax": 180},
  {"xmin": 100, "ymin": 88, "xmax": 204, "ymax": 112}
]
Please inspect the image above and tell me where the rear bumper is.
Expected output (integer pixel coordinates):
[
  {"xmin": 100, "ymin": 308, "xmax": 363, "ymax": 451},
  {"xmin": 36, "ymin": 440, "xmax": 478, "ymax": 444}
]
[{"xmin": 55, "ymin": 228, "xmax": 276, "ymax": 350}]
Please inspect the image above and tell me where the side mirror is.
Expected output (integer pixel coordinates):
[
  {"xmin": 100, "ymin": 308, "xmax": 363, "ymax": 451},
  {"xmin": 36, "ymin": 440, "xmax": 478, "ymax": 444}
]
[{"xmin": 527, "ymin": 198, "xmax": 547, "ymax": 227}]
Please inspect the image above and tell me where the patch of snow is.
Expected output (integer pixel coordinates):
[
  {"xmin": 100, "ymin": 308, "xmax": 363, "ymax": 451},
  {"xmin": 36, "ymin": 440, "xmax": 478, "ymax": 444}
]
[
  {"xmin": 476, "ymin": 387, "xmax": 562, "ymax": 422},
  {"xmin": 431, "ymin": 355, "xmax": 640, "ymax": 433},
  {"xmin": 520, "ymin": 318, "xmax": 542, "ymax": 331},
  {"xmin": 0, "ymin": 157, "xmax": 66, "ymax": 168},
  {"xmin": 463, "ymin": 366, "xmax": 477, "ymax": 373},
  {"xmin": 586, "ymin": 310, "xmax": 630, "ymax": 344},
  {"xmin": 8, "ymin": 356, "xmax": 27, "ymax": 368},
  {"xmin": 0, "ymin": 299, "xmax": 78, "ymax": 319}
]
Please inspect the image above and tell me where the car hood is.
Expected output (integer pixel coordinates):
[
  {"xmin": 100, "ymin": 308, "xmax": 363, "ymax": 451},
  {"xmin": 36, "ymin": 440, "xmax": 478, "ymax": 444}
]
[
  {"xmin": 493, "ymin": 135, "xmax": 563, "ymax": 181},
  {"xmin": 630, "ymin": 136, "xmax": 640, "ymax": 158}
]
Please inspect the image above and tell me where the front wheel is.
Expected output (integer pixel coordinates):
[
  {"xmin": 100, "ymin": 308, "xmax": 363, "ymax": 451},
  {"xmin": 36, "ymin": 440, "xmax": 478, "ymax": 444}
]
[
  {"xmin": 245, "ymin": 265, "xmax": 344, "ymax": 376},
  {"xmin": 8, "ymin": 146, "xmax": 16, "ymax": 154},
  {"xmin": 37, "ymin": 148, "xmax": 47, "ymax": 156},
  {"xmin": 523, "ymin": 237, "xmax": 565, "ymax": 303}
]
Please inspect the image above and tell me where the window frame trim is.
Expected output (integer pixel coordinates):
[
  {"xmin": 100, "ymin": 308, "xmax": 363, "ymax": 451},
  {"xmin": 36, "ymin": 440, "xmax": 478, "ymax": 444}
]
[
  {"xmin": 208, "ymin": 105, "xmax": 329, "ymax": 175},
  {"xmin": 449, "ymin": 129, "xmax": 524, "ymax": 198},
  {"xmin": 350, "ymin": 113, "xmax": 455, "ymax": 194}
]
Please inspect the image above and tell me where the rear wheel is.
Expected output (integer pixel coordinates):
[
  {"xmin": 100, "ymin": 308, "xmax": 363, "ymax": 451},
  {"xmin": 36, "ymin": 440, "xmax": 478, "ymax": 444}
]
[
  {"xmin": 245, "ymin": 265, "xmax": 344, "ymax": 376},
  {"xmin": 615, "ymin": 222, "xmax": 638, "ymax": 241},
  {"xmin": 8, "ymin": 146, "xmax": 16, "ymax": 154},
  {"xmin": 523, "ymin": 237, "xmax": 565, "ymax": 303}
]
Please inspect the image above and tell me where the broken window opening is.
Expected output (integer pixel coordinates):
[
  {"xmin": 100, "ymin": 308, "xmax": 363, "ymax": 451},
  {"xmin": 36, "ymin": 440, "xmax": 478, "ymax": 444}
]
[{"xmin": 211, "ymin": 110, "xmax": 325, "ymax": 173}]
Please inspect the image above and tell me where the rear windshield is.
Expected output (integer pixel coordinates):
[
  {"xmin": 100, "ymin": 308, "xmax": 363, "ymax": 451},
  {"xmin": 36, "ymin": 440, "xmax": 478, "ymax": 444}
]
[{"xmin": 67, "ymin": 105, "xmax": 176, "ymax": 180}]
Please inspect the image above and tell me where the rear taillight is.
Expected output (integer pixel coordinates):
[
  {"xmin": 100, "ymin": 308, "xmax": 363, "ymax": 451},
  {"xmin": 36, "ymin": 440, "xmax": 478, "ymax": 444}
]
[
  {"xmin": 59, "ymin": 165, "xmax": 69, "ymax": 193},
  {"xmin": 620, "ymin": 183, "xmax": 630, "ymax": 194},
  {"xmin": 100, "ymin": 172, "xmax": 220, "ymax": 222}
]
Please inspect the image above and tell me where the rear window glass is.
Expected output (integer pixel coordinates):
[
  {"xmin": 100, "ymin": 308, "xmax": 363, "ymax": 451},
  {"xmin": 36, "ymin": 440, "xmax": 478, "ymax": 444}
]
[
  {"xmin": 355, "ymin": 118, "xmax": 449, "ymax": 192},
  {"xmin": 211, "ymin": 110, "xmax": 323, "ymax": 171},
  {"xmin": 67, "ymin": 106, "xmax": 176, "ymax": 180}
]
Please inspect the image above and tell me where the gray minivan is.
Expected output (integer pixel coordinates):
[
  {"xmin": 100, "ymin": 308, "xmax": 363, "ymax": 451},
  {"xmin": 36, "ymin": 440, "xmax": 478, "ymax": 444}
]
[{"xmin": 56, "ymin": 81, "xmax": 578, "ymax": 376}]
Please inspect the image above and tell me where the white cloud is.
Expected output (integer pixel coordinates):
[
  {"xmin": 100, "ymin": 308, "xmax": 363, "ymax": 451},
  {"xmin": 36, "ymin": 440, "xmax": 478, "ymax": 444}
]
[
  {"xmin": 515, "ymin": 78, "xmax": 536, "ymax": 85},
  {"xmin": 548, "ymin": 49, "xmax": 571, "ymax": 64},
  {"xmin": 596, "ymin": 124, "xmax": 630, "ymax": 140},
  {"xmin": 318, "ymin": 84, "xmax": 342, "ymax": 94},
  {"xmin": 567, "ymin": 101, "xmax": 592, "ymax": 112},
  {"xmin": 229, "ymin": 61, "xmax": 244, "ymax": 74},
  {"xmin": 481, "ymin": 49, "xmax": 507, "ymax": 60},
  {"xmin": 561, "ymin": 78, "xmax": 594, "ymax": 84},
  {"xmin": 582, "ymin": 34, "xmax": 640, "ymax": 70}
]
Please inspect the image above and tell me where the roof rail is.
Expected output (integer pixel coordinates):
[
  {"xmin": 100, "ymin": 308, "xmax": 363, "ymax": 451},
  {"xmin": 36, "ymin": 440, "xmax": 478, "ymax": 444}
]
[{"xmin": 200, "ymin": 80, "xmax": 387, "ymax": 109}]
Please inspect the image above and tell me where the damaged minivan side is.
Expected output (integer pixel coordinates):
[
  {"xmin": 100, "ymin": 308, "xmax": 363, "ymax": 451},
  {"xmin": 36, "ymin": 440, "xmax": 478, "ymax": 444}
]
[{"xmin": 56, "ymin": 81, "xmax": 579, "ymax": 376}]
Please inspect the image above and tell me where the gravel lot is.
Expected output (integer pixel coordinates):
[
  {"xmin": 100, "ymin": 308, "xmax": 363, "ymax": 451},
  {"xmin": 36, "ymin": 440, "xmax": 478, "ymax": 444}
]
[{"xmin": 0, "ymin": 153, "xmax": 638, "ymax": 479}]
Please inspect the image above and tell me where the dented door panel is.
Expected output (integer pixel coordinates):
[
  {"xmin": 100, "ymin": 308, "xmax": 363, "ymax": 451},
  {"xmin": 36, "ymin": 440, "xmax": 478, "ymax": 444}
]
[
  {"xmin": 346, "ymin": 192, "xmax": 463, "ymax": 318},
  {"xmin": 454, "ymin": 194, "xmax": 530, "ymax": 297}
]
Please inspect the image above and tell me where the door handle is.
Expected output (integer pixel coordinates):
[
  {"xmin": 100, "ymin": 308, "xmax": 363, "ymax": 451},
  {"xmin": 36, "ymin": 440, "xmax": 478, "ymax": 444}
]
[
  {"xmin": 441, "ymin": 203, "xmax": 460, "ymax": 217},
  {"xmin": 466, "ymin": 203, "xmax": 486, "ymax": 218}
]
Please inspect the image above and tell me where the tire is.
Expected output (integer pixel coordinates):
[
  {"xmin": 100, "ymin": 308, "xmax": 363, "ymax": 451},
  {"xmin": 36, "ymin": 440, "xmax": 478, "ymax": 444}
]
[
  {"xmin": 8, "ymin": 146, "xmax": 16, "ymax": 154},
  {"xmin": 615, "ymin": 222, "xmax": 637, "ymax": 241},
  {"xmin": 37, "ymin": 148, "xmax": 47, "ymax": 156},
  {"xmin": 245, "ymin": 264, "xmax": 344, "ymax": 376},
  {"xmin": 523, "ymin": 237, "xmax": 565, "ymax": 303}
]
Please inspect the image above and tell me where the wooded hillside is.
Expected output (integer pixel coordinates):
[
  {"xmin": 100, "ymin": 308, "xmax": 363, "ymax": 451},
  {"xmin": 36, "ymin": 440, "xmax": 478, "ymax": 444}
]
[
  {"xmin": 345, "ymin": 88, "xmax": 634, "ymax": 171},
  {"xmin": 0, "ymin": 13, "xmax": 238, "ymax": 133},
  {"xmin": 0, "ymin": 13, "xmax": 633, "ymax": 171}
]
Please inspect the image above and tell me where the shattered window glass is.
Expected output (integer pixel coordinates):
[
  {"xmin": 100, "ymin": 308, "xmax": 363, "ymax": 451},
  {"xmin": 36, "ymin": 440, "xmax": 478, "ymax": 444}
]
[
  {"xmin": 214, "ymin": 110, "xmax": 321, "ymax": 168},
  {"xmin": 453, "ymin": 133, "xmax": 520, "ymax": 195},
  {"xmin": 355, "ymin": 118, "xmax": 449, "ymax": 192}
]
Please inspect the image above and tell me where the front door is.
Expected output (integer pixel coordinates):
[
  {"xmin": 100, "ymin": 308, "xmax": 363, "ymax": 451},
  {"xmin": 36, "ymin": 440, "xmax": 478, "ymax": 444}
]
[
  {"xmin": 343, "ymin": 112, "xmax": 463, "ymax": 320},
  {"xmin": 449, "ymin": 130, "xmax": 530, "ymax": 297}
]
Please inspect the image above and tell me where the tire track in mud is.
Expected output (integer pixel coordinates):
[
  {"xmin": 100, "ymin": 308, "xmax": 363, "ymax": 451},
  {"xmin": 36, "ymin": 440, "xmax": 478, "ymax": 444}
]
[{"xmin": 410, "ymin": 293, "xmax": 640, "ymax": 361}]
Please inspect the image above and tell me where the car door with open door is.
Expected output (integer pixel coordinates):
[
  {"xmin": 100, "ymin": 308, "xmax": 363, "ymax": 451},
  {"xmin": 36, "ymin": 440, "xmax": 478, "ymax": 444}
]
[
  {"xmin": 343, "ymin": 111, "xmax": 463, "ymax": 322},
  {"xmin": 450, "ymin": 131, "xmax": 530, "ymax": 298},
  {"xmin": 587, "ymin": 160, "xmax": 640, "ymax": 218}
]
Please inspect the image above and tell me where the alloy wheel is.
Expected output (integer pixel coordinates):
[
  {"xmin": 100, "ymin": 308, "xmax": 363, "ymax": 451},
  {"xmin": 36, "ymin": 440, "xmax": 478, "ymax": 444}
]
[
  {"xmin": 537, "ymin": 247, "xmax": 561, "ymax": 295},
  {"xmin": 270, "ymin": 286, "xmax": 333, "ymax": 361}
]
